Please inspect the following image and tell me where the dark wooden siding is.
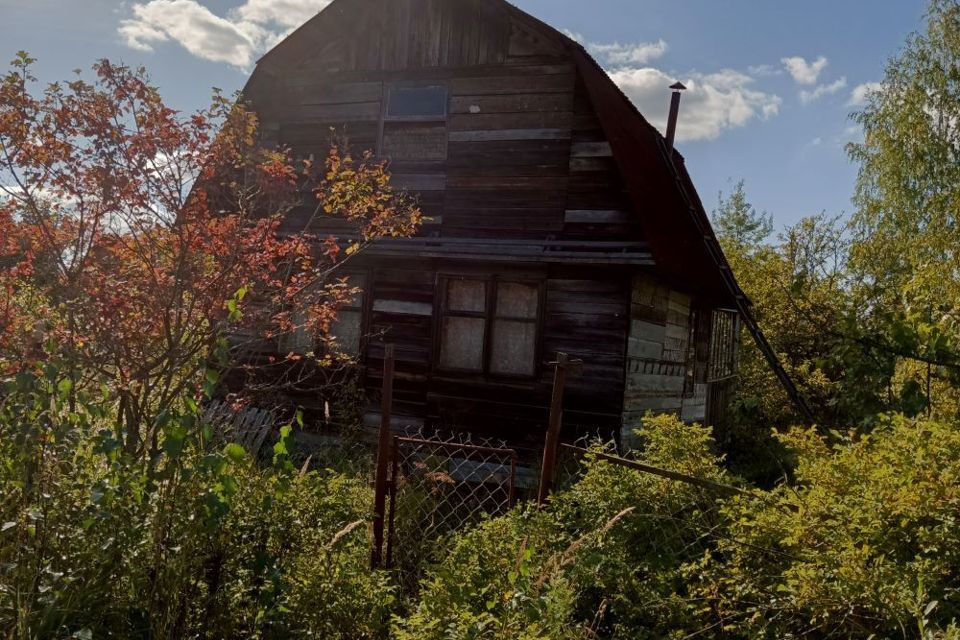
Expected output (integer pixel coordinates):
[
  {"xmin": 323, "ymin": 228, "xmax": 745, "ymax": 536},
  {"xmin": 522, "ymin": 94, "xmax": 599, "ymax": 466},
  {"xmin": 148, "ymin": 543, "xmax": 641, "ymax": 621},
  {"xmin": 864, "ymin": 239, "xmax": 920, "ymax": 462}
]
[
  {"xmin": 261, "ymin": 32, "xmax": 644, "ymax": 244},
  {"xmin": 245, "ymin": 0, "xmax": 654, "ymax": 442}
]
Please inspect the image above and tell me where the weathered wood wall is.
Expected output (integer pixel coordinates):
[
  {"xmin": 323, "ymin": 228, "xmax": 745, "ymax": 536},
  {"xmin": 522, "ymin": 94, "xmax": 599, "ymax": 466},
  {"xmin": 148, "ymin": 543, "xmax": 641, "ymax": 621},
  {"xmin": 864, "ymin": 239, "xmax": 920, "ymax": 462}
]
[
  {"xmin": 245, "ymin": 0, "xmax": 715, "ymax": 443},
  {"xmin": 254, "ymin": 0, "xmax": 644, "ymax": 245},
  {"xmin": 622, "ymin": 275, "xmax": 710, "ymax": 444},
  {"xmin": 355, "ymin": 258, "xmax": 630, "ymax": 446}
]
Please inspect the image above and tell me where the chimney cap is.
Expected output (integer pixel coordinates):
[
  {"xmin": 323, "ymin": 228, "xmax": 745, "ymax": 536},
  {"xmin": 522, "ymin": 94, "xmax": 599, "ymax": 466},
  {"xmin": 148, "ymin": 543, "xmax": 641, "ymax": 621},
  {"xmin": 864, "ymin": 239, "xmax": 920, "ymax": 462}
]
[{"xmin": 670, "ymin": 81, "xmax": 687, "ymax": 91}]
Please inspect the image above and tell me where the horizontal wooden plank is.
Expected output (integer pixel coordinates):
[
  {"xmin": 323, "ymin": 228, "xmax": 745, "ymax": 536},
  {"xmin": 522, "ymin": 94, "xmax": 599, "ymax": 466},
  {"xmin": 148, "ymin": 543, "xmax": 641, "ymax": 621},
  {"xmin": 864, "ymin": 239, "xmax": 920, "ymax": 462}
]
[
  {"xmin": 283, "ymin": 63, "xmax": 575, "ymax": 86},
  {"xmin": 447, "ymin": 176, "xmax": 567, "ymax": 190},
  {"xmin": 570, "ymin": 141, "xmax": 613, "ymax": 157},
  {"xmin": 450, "ymin": 73, "xmax": 575, "ymax": 96},
  {"xmin": 450, "ymin": 93, "xmax": 574, "ymax": 114},
  {"xmin": 445, "ymin": 189, "xmax": 566, "ymax": 209},
  {"xmin": 390, "ymin": 173, "xmax": 447, "ymax": 191},
  {"xmin": 448, "ymin": 139, "xmax": 571, "ymax": 176},
  {"xmin": 546, "ymin": 312, "xmax": 626, "ymax": 330},
  {"xmin": 442, "ymin": 217, "xmax": 563, "ymax": 232},
  {"xmin": 448, "ymin": 128, "xmax": 571, "ymax": 142},
  {"xmin": 549, "ymin": 279, "xmax": 628, "ymax": 294},
  {"xmin": 278, "ymin": 102, "xmax": 382, "ymax": 122},
  {"xmin": 569, "ymin": 157, "xmax": 619, "ymax": 173},
  {"xmin": 367, "ymin": 250, "xmax": 653, "ymax": 265},
  {"xmin": 449, "ymin": 111, "xmax": 573, "ymax": 131},
  {"xmin": 544, "ymin": 301, "xmax": 632, "ymax": 319},
  {"xmin": 279, "ymin": 121, "xmax": 379, "ymax": 146},
  {"xmin": 564, "ymin": 210, "xmax": 635, "ymax": 224},
  {"xmin": 281, "ymin": 80, "xmax": 383, "ymax": 105}
]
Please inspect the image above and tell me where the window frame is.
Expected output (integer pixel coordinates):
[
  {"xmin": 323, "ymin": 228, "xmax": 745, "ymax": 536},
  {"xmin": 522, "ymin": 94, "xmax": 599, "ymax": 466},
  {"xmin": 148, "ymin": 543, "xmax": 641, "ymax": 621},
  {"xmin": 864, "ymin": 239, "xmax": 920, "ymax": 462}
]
[
  {"xmin": 384, "ymin": 84, "xmax": 449, "ymax": 122},
  {"xmin": 707, "ymin": 308, "xmax": 739, "ymax": 383},
  {"xmin": 376, "ymin": 83, "xmax": 450, "ymax": 158},
  {"xmin": 327, "ymin": 269, "xmax": 372, "ymax": 362},
  {"xmin": 434, "ymin": 275, "xmax": 544, "ymax": 380},
  {"xmin": 284, "ymin": 269, "xmax": 371, "ymax": 362}
]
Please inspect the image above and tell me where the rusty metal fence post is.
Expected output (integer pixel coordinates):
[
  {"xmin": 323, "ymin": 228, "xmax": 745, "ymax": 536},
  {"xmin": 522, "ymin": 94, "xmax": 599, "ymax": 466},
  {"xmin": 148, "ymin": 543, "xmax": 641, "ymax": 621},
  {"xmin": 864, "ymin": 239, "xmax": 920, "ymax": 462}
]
[
  {"xmin": 538, "ymin": 353, "xmax": 569, "ymax": 506},
  {"xmin": 370, "ymin": 344, "xmax": 395, "ymax": 569}
]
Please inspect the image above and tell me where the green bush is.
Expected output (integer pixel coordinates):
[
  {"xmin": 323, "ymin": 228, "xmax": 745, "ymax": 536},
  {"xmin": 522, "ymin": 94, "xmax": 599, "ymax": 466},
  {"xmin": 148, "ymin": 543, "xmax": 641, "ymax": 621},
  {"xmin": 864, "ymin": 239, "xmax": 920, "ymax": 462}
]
[
  {"xmin": 0, "ymin": 367, "xmax": 391, "ymax": 639},
  {"xmin": 6, "ymin": 370, "xmax": 960, "ymax": 640},
  {"xmin": 693, "ymin": 416, "xmax": 960, "ymax": 638},
  {"xmin": 397, "ymin": 414, "xmax": 731, "ymax": 639}
]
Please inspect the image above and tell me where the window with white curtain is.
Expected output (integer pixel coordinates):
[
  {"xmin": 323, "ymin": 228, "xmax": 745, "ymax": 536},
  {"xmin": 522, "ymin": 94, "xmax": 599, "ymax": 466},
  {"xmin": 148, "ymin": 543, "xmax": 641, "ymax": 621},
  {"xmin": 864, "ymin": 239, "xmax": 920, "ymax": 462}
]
[{"xmin": 438, "ymin": 276, "xmax": 540, "ymax": 377}]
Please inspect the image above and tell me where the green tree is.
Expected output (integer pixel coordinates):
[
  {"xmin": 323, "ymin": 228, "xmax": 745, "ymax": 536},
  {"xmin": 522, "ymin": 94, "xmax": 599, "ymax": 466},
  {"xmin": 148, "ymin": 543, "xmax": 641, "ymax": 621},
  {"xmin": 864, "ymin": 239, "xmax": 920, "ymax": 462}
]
[
  {"xmin": 713, "ymin": 184, "xmax": 897, "ymax": 481},
  {"xmin": 712, "ymin": 180, "xmax": 774, "ymax": 250},
  {"xmin": 848, "ymin": 0, "xmax": 960, "ymax": 419}
]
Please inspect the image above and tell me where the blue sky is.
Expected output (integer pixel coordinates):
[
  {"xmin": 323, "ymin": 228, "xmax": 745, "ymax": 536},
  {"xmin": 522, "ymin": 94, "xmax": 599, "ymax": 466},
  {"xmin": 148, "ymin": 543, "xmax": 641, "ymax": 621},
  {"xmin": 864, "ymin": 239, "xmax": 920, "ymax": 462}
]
[{"xmin": 0, "ymin": 0, "xmax": 926, "ymax": 229}]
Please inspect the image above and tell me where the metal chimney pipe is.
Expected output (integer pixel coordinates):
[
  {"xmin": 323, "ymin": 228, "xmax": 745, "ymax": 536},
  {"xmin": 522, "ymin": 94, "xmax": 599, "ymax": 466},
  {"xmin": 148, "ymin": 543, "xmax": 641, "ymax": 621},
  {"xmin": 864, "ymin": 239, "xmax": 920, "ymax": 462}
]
[{"xmin": 665, "ymin": 81, "xmax": 686, "ymax": 151}]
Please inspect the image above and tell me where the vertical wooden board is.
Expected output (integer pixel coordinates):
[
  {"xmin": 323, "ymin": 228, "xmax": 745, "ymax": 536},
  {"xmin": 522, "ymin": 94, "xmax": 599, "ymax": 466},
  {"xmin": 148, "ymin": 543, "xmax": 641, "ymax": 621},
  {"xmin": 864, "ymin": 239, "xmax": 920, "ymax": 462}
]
[
  {"xmin": 426, "ymin": 0, "xmax": 443, "ymax": 67},
  {"xmin": 476, "ymin": 0, "xmax": 509, "ymax": 65},
  {"xmin": 438, "ymin": 0, "xmax": 453, "ymax": 67},
  {"xmin": 458, "ymin": 0, "xmax": 480, "ymax": 67},
  {"xmin": 446, "ymin": 0, "xmax": 467, "ymax": 67},
  {"xmin": 398, "ymin": 0, "xmax": 412, "ymax": 71},
  {"xmin": 362, "ymin": 6, "xmax": 385, "ymax": 71},
  {"xmin": 475, "ymin": 0, "xmax": 490, "ymax": 66},
  {"xmin": 411, "ymin": 0, "xmax": 440, "ymax": 68}
]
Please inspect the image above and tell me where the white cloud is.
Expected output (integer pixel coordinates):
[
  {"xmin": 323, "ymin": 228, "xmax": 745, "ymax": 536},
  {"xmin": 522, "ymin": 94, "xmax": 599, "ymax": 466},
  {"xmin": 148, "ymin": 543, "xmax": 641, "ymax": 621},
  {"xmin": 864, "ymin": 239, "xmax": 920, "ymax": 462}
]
[
  {"xmin": 848, "ymin": 81, "xmax": 883, "ymax": 106},
  {"xmin": 747, "ymin": 64, "xmax": 783, "ymax": 77},
  {"xmin": 782, "ymin": 55, "xmax": 829, "ymax": 85},
  {"xmin": 799, "ymin": 77, "xmax": 847, "ymax": 104},
  {"xmin": 590, "ymin": 39, "xmax": 668, "ymax": 66},
  {"xmin": 233, "ymin": 0, "xmax": 327, "ymax": 29},
  {"xmin": 119, "ymin": 0, "xmax": 331, "ymax": 68},
  {"xmin": 608, "ymin": 67, "xmax": 781, "ymax": 142}
]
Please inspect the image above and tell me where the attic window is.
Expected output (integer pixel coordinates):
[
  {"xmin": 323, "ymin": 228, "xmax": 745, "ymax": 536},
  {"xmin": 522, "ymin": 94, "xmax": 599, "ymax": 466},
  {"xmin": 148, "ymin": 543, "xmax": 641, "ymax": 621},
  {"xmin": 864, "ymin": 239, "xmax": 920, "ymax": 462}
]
[{"xmin": 386, "ymin": 86, "xmax": 448, "ymax": 119}]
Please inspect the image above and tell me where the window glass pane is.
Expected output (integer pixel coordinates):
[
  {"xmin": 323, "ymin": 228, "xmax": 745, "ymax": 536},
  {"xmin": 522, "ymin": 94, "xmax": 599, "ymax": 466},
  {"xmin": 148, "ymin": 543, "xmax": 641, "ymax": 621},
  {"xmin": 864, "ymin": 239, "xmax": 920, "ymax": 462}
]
[
  {"xmin": 440, "ymin": 317, "xmax": 485, "ymax": 371},
  {"xmin": 490, "ymin": 320, "xmax": 536, "ymax": 376},
  {"xmin": 496, "ymin": 282, "xmax": 538, "ymax": 319},
  {"xmin": 285, "ymin": 307, "xmax": 313, "ymax": 355},
  {"xmin": 342, "ymin": 274, "xmax": 365, "ymax": 309},
  {"xmin": 388, "ymin": 86, "xmax": 447, "ymax": 117},
  {"xmin": 330, "ymin": 309, "xmax": 362, "ymax": 357},
  {"xmin": 447, "ymin": 280, "xmax": 486, "ymax": 313}
]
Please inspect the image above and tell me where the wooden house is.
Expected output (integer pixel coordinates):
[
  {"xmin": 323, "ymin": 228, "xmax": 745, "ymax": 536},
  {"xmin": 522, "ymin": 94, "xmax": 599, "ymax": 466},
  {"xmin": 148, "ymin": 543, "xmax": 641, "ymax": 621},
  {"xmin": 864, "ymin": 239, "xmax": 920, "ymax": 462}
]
[{"xmin": 239, "ymin": 0, "xmax": 806, "ymax": 447}]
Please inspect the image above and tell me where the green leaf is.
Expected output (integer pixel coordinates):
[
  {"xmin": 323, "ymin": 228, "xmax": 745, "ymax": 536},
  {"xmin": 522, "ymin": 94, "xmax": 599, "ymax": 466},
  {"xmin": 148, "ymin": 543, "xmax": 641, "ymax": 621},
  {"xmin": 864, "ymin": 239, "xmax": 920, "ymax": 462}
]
[
  {"xmin": 223, "ymin": 443, "xmax": 247, "ymax": 463},
  {"xmin": 57, "ymin": 378, "xmax": 74, "ymax": 397}
]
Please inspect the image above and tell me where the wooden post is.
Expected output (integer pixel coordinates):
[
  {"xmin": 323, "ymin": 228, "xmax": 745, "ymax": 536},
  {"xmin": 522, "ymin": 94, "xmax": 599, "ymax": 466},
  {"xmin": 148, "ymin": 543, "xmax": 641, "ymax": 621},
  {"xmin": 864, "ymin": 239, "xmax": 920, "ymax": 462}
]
[
  {"xmin": 538, "ymin": 353, "xmax": 569, "ymax": 506},
  {"xmin": 370, "ymin": 344, "xmax": 395, "ymax": 569}
]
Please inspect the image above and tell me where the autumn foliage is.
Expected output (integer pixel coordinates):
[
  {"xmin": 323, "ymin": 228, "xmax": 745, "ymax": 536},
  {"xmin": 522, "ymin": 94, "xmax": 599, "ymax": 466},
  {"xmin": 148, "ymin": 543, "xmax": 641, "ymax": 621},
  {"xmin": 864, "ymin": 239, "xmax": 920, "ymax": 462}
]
[{"xmin": 0, "ymin": 53, "xmax": 420, "ymax": 454}]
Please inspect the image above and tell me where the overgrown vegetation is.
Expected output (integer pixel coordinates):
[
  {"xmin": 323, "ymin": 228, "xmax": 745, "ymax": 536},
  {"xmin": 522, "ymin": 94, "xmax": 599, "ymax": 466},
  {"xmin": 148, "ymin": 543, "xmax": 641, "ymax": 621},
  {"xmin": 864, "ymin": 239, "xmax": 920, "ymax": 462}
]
[
  {"xmin": 4, "ymin": 384, "xmax": 960, "ymax": 638},
  {"xmin": 5, "ymin": 0, "xmax": 960, "ymax": 637},
  {"xmin": 710, "ymin": 0, "xmax": 960, "ymax": 484}
]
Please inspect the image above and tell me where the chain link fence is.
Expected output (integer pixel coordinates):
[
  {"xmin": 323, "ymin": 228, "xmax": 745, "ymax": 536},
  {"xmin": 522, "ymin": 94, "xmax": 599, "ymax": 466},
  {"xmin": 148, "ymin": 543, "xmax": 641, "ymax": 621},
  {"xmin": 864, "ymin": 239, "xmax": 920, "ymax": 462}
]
[{"xmin": 381, "ymin": 429, "xmax": 519, "ymax": 594}]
